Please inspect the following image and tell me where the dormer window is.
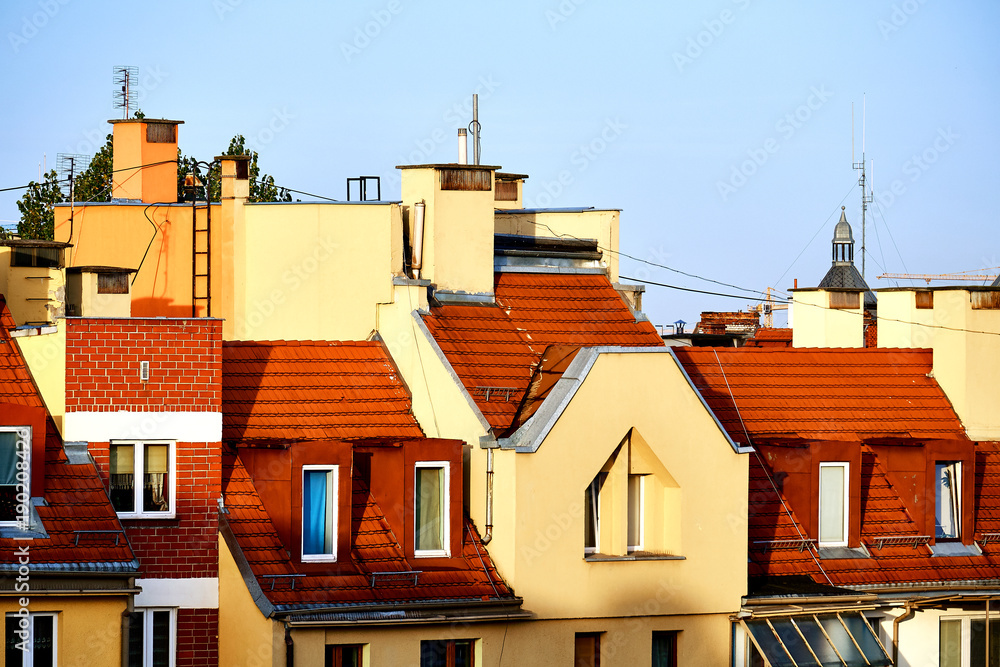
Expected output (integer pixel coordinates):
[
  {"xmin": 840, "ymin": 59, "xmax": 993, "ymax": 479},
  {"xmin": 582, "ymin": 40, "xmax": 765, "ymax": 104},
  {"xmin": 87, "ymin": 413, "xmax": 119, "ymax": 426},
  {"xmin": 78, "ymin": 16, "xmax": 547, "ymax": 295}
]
[
  {"xmin": 935, "ymin": 461, "xmax": 961, "ymax": 540},
  {"xmin": 0, "ymin": 427, "xmax": 30, "ymax": 525},
  {"xmin": 302, "ymin": 465, "xmax": 338, "ymax": 561},
  {"xmin": 415, "ymin": 462, "xmax": 449, "ymax": 557},
  {"xmin": 819, "ymin": 462, "xmax": 849, "ymax": 546}
]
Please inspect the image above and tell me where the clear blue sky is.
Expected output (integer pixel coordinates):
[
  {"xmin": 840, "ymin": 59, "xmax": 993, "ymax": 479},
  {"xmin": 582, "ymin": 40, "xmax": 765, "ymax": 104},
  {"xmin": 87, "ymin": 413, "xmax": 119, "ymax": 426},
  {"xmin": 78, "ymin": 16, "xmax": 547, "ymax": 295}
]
[{"xmin": 2, "ymin": 0, "xmax": 997, "ymax": 326}]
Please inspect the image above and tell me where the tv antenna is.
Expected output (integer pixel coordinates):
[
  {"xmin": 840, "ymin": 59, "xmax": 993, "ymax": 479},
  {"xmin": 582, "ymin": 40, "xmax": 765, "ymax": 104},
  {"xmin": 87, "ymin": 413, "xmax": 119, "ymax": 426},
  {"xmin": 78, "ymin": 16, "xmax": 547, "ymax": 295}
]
[
  {"xmin": 113, "ymin": 66, "xmax": 139, "ymax": 119},
  {"xmin": 852, "ymin": 96, "xmax": 873, "ymax": 278}
]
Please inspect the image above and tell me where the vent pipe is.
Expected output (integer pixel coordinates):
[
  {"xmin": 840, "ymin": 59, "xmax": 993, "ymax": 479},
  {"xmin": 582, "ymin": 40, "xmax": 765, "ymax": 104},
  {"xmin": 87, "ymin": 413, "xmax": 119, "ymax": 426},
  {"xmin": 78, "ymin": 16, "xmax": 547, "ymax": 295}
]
[
  {"xmin": 412, "ymin": 201, "xmax": 426, "ymax": 279},
  {"xmin": 471, "ymin": 94, "xmax": 481, "ymax": 165},
  {"xmin": 457, "ymin": 128, "xmax": 468, "ymax": 165}
]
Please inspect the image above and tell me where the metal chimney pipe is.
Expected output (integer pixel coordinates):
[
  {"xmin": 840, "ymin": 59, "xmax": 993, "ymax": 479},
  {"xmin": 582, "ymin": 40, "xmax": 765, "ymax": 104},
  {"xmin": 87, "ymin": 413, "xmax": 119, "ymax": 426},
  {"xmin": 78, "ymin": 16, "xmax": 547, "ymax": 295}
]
[
  {"xmin": 457, "ymin": 128, "xmax": 468, "ymax": 165},
  {"xmin": 412, "ymin": 201, "xmax": 426, "ymax": 279},
  {"xmin": 472, "ymin": 94, "xmax": 480, "ymax": 165}
]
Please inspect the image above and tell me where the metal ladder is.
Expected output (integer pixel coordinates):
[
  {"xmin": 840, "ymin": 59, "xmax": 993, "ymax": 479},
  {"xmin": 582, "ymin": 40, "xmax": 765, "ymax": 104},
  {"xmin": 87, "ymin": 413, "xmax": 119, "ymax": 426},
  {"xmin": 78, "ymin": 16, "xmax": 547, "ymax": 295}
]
[{"xmin": 192, "ymin": 202, "xmax": 211, "ymax": 317}]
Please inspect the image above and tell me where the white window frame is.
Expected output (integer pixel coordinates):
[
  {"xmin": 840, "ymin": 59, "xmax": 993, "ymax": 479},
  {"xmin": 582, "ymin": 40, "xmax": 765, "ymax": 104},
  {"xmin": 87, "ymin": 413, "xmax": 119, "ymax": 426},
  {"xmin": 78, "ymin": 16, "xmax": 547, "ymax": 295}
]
[
  {"xmin": 627, "ymin": 474, "xmax": 644, "ymax": 553},
  {"xmin": 818, "ymin": 462, "xmax": 849, "ymax": 547},
  {"xmin": 301, "ymin": 465, "xmax": 338, "ymax": 562},
  {"xmin": 130, "ymin": 607, "xmax": 176, "ymax": 667},
  {"xmin": 584, "ymin": 474, "xmax": 603, "ymax": 555},
  {"xmin": 414, "ymin": 461, "xmax": 450, "ymax": 558},
  {"xmin": 110, "ymin": 440, "xmax": 176, "ymax": 519},
  {"xmin": 5, "ymin": 611, "xmax": 57, "ymax": 667},
  {"xmin": 935, "ymin": 461, "xmax": 962, "ymax": 540},
  {"xmin": 0, "ymin": 426, "xmax": 31, "ymax": 527}
]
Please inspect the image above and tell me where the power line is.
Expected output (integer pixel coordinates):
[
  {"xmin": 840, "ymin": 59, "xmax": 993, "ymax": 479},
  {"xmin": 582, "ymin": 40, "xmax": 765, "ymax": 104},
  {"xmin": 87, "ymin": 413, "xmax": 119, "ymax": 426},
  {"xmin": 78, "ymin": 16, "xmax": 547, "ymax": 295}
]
[{"xmin": 621, "ymin": 274, "xmax": 767, "ymax": 301}]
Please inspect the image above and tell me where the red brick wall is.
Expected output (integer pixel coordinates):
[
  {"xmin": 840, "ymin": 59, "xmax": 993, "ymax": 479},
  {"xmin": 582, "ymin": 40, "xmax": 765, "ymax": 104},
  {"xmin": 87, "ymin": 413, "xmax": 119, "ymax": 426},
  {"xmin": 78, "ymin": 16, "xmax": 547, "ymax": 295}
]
[
  {"xmin": 66, "ymin": 318, "xmax": 221, "ymax": 411},
  {"xmin": 91, "ymin": 440, "xmax": 220, "ymax": 578},
  {"xmin": 176, "ymin": 608, "xmax": 218, "ymax": 667}
]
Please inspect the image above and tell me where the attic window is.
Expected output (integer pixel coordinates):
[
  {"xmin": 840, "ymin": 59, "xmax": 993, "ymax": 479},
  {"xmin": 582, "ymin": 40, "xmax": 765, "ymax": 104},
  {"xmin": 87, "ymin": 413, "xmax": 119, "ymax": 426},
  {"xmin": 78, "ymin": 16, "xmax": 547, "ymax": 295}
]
[
  {"xmin": 935, "ymin": 461, "xmax": 961, "ymax": 540},
  {"xmin": 915, "ymin": 291, "xmax": 934, "ymax": 309},
  {"xmin": 98, "ymin": 272, "xmax": 129, "ymax": 294},
  {"xmin": 829, "ymin": 292, "xmax": 860, "ymax": 309},
  {"xmin": 302, "ymin": 466, "xmax": 338, "ymax": 561},
  {"xmin": 146, "ymin": 124, "xmax": 176, "ymax": 143},
  {"xmin": 0, "ymin": 428, "xmax": 30, "ymax": 525},
  {"xmin": 415, "ymin": 462, "xmax": 449, "ymax": 557}
]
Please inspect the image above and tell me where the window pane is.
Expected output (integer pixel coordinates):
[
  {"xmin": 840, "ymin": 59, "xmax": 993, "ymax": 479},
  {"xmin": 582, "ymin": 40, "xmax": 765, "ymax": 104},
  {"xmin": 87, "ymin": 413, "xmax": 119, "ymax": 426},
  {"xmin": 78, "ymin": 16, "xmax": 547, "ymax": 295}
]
[
  {"xmin": 585, "ymin": 475, "xmax": 603, "ymax": 552},
  {"xmin": 940, "ymin": 619, "xmax": 962, "ymax": 667},
  {"xmin": 420, "ymin": 640, "xmax": 448, "ymax": 667},
  {"xmin": 111, "ymin": 444, "xmax": 135, "ymax": 513},
  {"xmin": 745, "ymin": 619, "xmax": 801, "ymax": 667},
  {"xmin": 971, "ymin": 619, "xmax": 1000, "ymax": 667},
  {"xmin": 771, "ymin": 619, "xmax": 820, "ymax": 666},
  {"xmin": 341, "ymin": 645, "xmax": 361, "ymax": 667},
  {"xmin": 144, "ymin": 444, "xmax": 169, "ymax": 512},
  {"xmin": 35, "ymin": 248, "xmax": 61, "ymax": 268},
  {"xmin": 815, "ymin": 615, "xmax": 867, "ymax": 667},
  {"xmin": 936, "ymin": 462, "xmax": 961, "ymax": 539},
  {"xmin": 416, "ymin": 467, "xmax": 445, "ymax": 552},
  {"xmin": 303, "ymin": 470, "xmax": 333, "ymax": 555},
  {"xmin": 0, "ymin": 432, "xmax": 18, "ymax": 485},
  {"xmin": 454, "ymin": 639, "xmax": 473, "ymax": 667},
  {"xmin": 652, "ymin": 631, "xmax": 676, "ymax": 667},
  {"xmin": 32, "ymin": 615, "xmax": 53, "ymax": 667},
  {"xmin": 574, "ymin": 633, "xmax": 600, "ymax": 667},
  {"xmin": 819, "ymin": 465, "xmax": 846, "ymax": 543},
  {"xmin": 627, "ymin": 475, "xmax": 643, "ymax": 550},
  {"xmin": 151, "ymin": 611, "xmax": 170, "ymax": 667},
  {"xmin": 5, "ymin": 616, "xmax": 25, "ymax": 667},
  {"xmin": 127, "ymin": 611, "xmax": 143, "ymax": 667}
]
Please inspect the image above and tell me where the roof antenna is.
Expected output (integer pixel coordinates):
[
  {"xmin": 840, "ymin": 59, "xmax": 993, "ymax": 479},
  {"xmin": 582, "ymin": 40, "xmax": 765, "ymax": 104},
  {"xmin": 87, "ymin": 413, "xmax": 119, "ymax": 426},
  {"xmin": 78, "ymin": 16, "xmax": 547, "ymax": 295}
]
[
  {"xmin": 113, "ymin": 65, "xmax": 138, "ymax": 119},
  {"xmin": 469, "ymin": 94, "xmax": 481, "ymax": 165},
  {"xmin": 852, "ymin": 95, "xmax": 872, "ymax": 278}
]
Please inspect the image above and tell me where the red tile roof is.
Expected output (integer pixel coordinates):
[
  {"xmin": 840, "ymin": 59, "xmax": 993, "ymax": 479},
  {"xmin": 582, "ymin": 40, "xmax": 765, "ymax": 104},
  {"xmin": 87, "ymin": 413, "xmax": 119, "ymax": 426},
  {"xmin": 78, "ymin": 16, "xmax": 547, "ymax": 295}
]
[
  {"xmin": 0, "ymin": 298, "xmax": 135, "ymax": 570},
  {"xmin": 673, "ymin": 347, "xmax": 966, "ymax": 441},
  {"xmin": 222, "ymin": 341, "xmax": 423, "ymax": 443},
  {"xmin": 745, "ymin": 327, "xmax": 792, "ymax": 347},
  {"xmin": 222, "ymin": 452, "xmax": 514, "ymax": 609},
  {"xmin": 422, "ymin": 272, "xmax": 663, "ymax": 429}
]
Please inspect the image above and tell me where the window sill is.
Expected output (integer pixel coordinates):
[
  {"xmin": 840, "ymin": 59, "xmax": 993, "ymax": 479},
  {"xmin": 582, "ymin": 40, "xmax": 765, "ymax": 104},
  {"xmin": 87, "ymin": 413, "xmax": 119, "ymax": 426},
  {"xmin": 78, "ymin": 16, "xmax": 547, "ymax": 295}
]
[
  {"xmin": 585, "ymin": 552, "xmax": 685, "ymax": 562},
  {"xmin": 117, "ymin": 514, "xmax": 178, "ymax": 522},
  {"xmin": 414, "ymin": 551, "xmax": 451, "ymax": 559}
]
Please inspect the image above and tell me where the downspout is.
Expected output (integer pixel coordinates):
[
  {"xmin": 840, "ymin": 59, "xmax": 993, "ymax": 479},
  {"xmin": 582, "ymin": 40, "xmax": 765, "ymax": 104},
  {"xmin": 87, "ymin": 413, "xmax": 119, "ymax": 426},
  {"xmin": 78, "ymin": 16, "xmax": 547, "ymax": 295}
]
[
  {"xmin": 411, "ymin": 201, "xmax": 425, "ymax": 280},
  {"xmin": 284, "ymin": 621, "xmax": 294, "ymax": 666},
  {"xmin": 892, "ymin": 600, "xmax": 917, "ymax": 666},
  {"xmin": 482, "ymin": 447, "xmax": 494, "ymax": 544}
]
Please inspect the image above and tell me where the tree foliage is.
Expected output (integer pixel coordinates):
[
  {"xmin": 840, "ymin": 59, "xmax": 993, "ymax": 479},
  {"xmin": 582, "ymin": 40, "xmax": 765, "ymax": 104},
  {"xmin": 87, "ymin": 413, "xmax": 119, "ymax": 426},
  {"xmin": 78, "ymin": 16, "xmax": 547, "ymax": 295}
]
[
  {"xmin": 178, "ymin": 134, "xmax": 290, "ymax": 203},
  {"xmin": 73, "ymin": 134, "xmax": 113, "ymax": 203},
  {"xmin": 16, "ymin": 169, "xmax": 64, "ymax": 240}
]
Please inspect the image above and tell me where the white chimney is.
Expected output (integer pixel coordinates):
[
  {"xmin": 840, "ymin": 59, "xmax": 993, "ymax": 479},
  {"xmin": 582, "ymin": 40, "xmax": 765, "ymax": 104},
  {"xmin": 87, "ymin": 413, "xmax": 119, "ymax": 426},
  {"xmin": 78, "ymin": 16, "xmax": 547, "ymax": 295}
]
[{"xmin": 457, "ymin": 128, "xmax": 468, "ymax": 165}]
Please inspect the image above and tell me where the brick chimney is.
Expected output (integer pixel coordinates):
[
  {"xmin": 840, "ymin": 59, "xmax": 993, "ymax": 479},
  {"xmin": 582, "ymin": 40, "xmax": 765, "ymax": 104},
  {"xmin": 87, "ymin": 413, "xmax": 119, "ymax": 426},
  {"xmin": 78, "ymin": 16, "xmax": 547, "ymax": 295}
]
[{"xmin": 109, "ymin": 119, "xmax": 183, "ymax": 203}]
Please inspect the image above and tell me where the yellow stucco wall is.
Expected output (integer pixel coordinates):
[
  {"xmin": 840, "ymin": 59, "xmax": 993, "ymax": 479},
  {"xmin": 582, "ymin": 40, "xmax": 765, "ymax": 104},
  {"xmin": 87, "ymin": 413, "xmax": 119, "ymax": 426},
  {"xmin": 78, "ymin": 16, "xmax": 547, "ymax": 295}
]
[
  {"xmin": 494, "ymin": 209, "xmax": 620, "ymax": 282},
  {"xmin": 218, "ymin": 535, "xmax": 279, "ymax": 667},
  {"xmin": 0, "ymin": 595, "xmax": 127, "ymax": 667},
  {"xmin": 275, "ymin": 613, "xmax": 731, "ymax": 666},
  {"xmin": 238, "ymin": 202, "xmax": 402, "ymax": 341},
  {"xmin": 791, "ymin": 289, "xmax": 864, "ymax": 348},
  {"xmin": 878, "ymin": 288, "xmax": 1000, "ymax": 440},
  {"xmin": 55, "ymin": 202, "xmax": 209, "ymax": 319},
  {"xmin": 500, "ymin": 351, "xmax": 748, "ymax": 620},
  {"xmin": 400, "ymin": 167, "xmax": 496, "ymax": 296},
  {"xmin": 15, "ymin": 321, "xmax": 65, "ymax": 435}
]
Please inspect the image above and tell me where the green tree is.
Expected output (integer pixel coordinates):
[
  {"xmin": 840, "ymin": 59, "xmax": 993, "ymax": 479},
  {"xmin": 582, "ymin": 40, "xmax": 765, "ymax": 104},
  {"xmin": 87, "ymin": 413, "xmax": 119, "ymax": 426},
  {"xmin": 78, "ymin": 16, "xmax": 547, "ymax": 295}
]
[
  {"xmin": 16, "ymin": 169, "xmax": 64, "ymax": 240},
  {"xmin": 204, "ymin": 135, "xmax": 291, "ymax": 203}
]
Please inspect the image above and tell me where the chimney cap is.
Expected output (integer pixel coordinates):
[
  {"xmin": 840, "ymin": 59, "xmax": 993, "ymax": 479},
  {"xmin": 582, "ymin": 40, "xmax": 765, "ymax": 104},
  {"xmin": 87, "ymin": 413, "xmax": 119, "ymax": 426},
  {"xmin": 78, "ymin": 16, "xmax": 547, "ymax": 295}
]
[
  {"xmin": 66, "ymin": 265, "xmax": 137, "ymax": 274},
  {"xmin": 396, "ymin": 163, "xmax": 501, "ymax": 171},
  {"xmin": 214, "ymin": 154, "xmax": 252, "ymax": 162},
  {"xmin": 107, "ymin": 118, "xmax": 184, "ymax": 125}
]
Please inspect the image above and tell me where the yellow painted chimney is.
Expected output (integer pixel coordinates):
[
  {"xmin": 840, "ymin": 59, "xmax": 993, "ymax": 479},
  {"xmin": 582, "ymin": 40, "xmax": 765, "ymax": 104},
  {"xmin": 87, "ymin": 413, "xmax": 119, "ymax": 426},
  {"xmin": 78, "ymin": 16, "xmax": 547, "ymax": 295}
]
[
  {"xmin": 216, "ymin": 154, "xmax": 250, "ymax": 339},
  {"xmin": 109, "ymin": 119, "xmax": 183, "ymax": 203},
  {"xmin": 398, "ymin": 163, "xmax": 497, "ymax": 297}
]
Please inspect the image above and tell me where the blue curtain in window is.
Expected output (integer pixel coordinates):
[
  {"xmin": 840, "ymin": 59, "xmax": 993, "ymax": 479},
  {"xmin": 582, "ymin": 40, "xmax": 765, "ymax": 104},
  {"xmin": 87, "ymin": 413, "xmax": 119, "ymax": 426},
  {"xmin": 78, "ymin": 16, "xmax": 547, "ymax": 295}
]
[{"xmin": 303, "ymin": 471, "xmax": 328, "ymax": 554}]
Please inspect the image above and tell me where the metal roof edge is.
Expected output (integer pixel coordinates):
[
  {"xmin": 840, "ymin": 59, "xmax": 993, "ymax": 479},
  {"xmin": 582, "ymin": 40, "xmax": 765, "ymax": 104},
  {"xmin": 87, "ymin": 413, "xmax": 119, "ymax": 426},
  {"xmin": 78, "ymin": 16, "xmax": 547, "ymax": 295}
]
[
  {"xmin": 494, "ymin": 266, "xmax": 608, "ymax": 275},
  {"xmin": 667, "ymin": 347, "xmax": 749, "ymax": 454},
  {"xmin": 219, "ymin": 513, "xmax": 276, "ymax": 618},
  {"xmin": 0, "ymin": 560, "xmax": 139, "ymax": 574},
  {"xmin": 411, "ymin": 312, "xmax": 493, "ymax": 434}
]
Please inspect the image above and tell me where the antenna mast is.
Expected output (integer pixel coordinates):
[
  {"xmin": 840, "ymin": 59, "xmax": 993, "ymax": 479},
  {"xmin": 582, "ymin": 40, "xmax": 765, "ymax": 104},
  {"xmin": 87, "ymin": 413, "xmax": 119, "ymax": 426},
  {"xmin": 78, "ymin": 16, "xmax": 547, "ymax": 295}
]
[
  {"xmin": 852, "ymin": 96, "xmax": 872, "ymax": 278},
  {"xmin": 113, "ymin": 66, "xmax": 138, "ymax": 119}
]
